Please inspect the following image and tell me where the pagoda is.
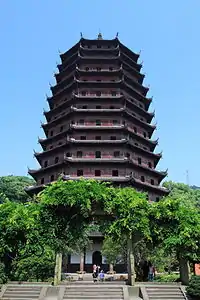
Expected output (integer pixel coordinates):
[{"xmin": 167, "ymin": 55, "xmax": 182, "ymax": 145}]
[{"xmin": 26, "ymin": 34, "xmax": 168, "ymax": 272}]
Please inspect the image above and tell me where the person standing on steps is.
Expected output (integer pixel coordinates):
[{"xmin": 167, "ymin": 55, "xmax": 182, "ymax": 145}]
[
  {"xmin": 92, "ymin": 264, "xmax": 98, "ymax": 282},
  {"xmin": 148, "ymin": 262, "xmax": 155, "ymax": 281}
]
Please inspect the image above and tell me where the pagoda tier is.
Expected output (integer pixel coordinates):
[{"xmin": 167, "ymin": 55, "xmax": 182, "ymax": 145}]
[{"xmin": 27, "ymin": 35, "xmax": 169, "ymax": 201}]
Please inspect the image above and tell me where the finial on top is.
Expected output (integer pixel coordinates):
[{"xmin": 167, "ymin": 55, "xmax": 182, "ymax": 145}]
[
  {"xmin": 116, "ymin": 32, "xmax": 119, "ymax": 38},
  {"xmin": 80, "ymin": 32, "xmax": 83, "ymax": 38},
  {"xmin": 97, "ymin": 32, "xmax": 103, "ymax": 40}
]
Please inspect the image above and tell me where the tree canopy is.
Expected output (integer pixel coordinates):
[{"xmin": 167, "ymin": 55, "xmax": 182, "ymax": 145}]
[{"xmin": 0, "ymin": 176, "xmax": 35, "ymax": 203}]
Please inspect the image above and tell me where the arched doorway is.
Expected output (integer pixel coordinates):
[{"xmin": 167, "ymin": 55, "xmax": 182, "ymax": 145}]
[{"xmin": 92, "ymin": 251, "xmax": 102, "ymax": 266}]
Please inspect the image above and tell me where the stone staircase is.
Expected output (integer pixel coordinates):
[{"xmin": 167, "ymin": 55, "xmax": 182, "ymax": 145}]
[
  {"xmin": 63, "ymin": 284, "xmax": 125, "ymax": 299},
  {"xmin": 0, "ymin": 284, "xmax": 44, "ymax": 300},
  {"xmin": 141, "ymin": 285, "xmax": 187, "ymax": 300}
]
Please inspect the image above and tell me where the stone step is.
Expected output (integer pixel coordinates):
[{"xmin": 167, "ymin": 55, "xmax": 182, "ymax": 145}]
[{"xmin": 63, "ymin": 297, "xmax": 123, "ymax": 300}]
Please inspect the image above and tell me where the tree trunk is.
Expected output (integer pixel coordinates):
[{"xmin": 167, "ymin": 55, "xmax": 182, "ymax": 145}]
[
  {"xmin": 54, "ymin": 253, "xmax": 62, "ymax": 286},
  {"xmin": 109, "ymin": 263, "xmax": 114, "ymax": 273},
  {"xmin": 127, "ymin": 235, "xmax": 135, "ymax": 286},
  {"xmin": 80, "ymin": 253, "xmax": 84, "ymax": 272},
  {"xmin": 179, "ymin": 257, "xmax": 190, "ymax": 285}
]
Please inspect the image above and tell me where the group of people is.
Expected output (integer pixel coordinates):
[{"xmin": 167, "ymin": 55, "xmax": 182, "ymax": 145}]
[{"xmin": 92, "ymin": 264, "xmax": 105, "ymax": 282}]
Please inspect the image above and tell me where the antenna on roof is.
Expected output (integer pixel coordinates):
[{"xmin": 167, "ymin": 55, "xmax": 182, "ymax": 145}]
[{"xmin": 186, "ymin": 170, "xmax": 190, "ymax": 186}]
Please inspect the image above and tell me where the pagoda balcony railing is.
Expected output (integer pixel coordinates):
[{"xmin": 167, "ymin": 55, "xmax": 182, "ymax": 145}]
[
  {"xmin": 64, "ymin": 156, "xmax": 129, "ymax": 163},
  {"xmin": 67, "ymin": 137, "xmax": 127, "ymax": 144},
  {"xmin": 133, "ymin": 178, "xmax": 169, "ymax": 193},
  {"xmin": 80, "ymin": 44, "xmax": 119, "ymax": 51},
  {"xmin": 71, "ymin": 106, "xmax": 124, "ymax": 113},
  {"xmin": 70, "ymin": 124, "xmax": 125, "ymax": 130},
  {"xmin": 74, "ymin": 92, "xmax": 122, "ymax": 98},
  {"xmin": 78, "ymin": 53, "xmax": 120, "ymax": 60},
  {"xmin": 63, "ymin": 174, "xmax": 131, "ymax": 182},
  {"xmin": 76, "ymin": 79, "xmax": 122, "ymax": 84},
  {"xmin": 76, "ymin": 66, "xmax": 122, "ymax": 73}
]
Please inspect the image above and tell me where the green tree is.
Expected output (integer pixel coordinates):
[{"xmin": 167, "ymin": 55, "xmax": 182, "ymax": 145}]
[
  {"xmin": 103, "ymin": 187, "xmax": 151, "ymax": 285},
  {"xmin": 0, "ymin": 176, "xmax": 35, "ymax": 203},
  {"xmin": 37, "ymin": 179, "xmax": 111, "ymax": 284},
  {"xmin": 150, "ymin": 195, "xmax": 200, "ymax": 284}
]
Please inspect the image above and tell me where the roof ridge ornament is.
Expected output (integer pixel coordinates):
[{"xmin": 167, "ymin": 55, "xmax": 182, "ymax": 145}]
[
  {"xmin": 116, "ymin": 32, "xmax": 119, "ymax": 38},
  {"xmin": 80, "ymin": 32, "xmax": 83, "ymax": 38}
]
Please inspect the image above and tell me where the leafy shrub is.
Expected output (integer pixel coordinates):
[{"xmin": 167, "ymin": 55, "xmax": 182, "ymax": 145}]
[
  {"xmin": 12, "ymin": 251, "xmax": 55, "ymax": 282},
  {"xmin": 154, "ymin": 273, "xmax": 180, "ymax": 282},
  {"xmin": 186, "ymin": 276, "xmax": 200, "ymax": 298},
  {"xmin": 0, "ymin": 262, "xmax": 7, "ymax": 284}
]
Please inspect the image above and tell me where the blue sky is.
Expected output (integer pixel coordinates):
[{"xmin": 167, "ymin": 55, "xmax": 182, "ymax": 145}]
[{"xmin": 0, "ymin": 0, "xmax": 199, "ymax": 185}]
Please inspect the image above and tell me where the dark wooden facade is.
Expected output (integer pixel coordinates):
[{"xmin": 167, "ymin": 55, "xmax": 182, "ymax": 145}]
[{"xmin": 27, "ymin": 34, "xmax": 168, "ymax": 202}]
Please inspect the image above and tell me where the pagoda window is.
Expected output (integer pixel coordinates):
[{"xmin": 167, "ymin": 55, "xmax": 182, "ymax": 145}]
[
  {"xmin": 85, "ymin": 67, "xmax": 89, "ymax": 71},
  {"xmin": 96, "ymin": 91, "xmax": 101, "ymax": 96},
  {"xmin": 95, "ymin": 151, "xmax": 101, "ymax": 158},
  {"xmin": 114, "ymin": 151, "xmax": 120, "ymax": 158},
  {"xmin": 82, "ymin": 91, "xmax": 87, "ymax": 96},
  {"xmin": 44, "ymin": 161, "xmax": 48, "ymax": 168},
  {"xmin": 110, "ymin": 136, "xmax": 116, "ymax": 140},
  {"xmin": 156, "ymin": 197, "xmax": 160, "ymax": 202},
  {"xmin": 143, "ymin": 132, "xmax": 147, "ymax": 138},
  {"xmin": 141, "ymin": 175, "xmax": 145, "ymax": 182},
  {"xmin": 148, "ymin": 162, "xmax": 152, "ymax": 168},
  {"xmin": 135, "ymin": 143, "xmax": 138, "ymax": 146},
  {"xmin": 96, "ymin": 120, "xmax": 101, "ymax": 126},
  {"xmin": 96, "ymin": 105, "xmax": 101, "ymax": 109},
  {"xmin": 95, "ymin": 170, "xmax": 101, "ymax": 176},
  {"xmin": 80, "ymin": 136, "xmax": 86, "ymax": 140},
  {"xmin": 77, "ymin": 169, "xmax": 83, "ymax": 176},
  {"xmin": 151, "ymin": 179, "xmax": 155, "ymax": 185},
  {"xmin": 110, "ymin": 106, "xmax": 115, "ymax": 109},
  {"xmin": 50, "ymin": 130, "xmax": 53, "ymax": 137},
  {"xmin": 97, "ymin": 79, "xmax": 101, "ymax": 82},
  {"xmin": 82, "ymin": 105, "xmax": 88, "ymax": 109},
  {"xmin": 77, "ymin": 151, "xmax": 83, "ymax": 158},
  {"xmin": 41, "ymin": 178, "xmax": 44, "ymax": 184},
  {"xmin": 133, "ymin": 127, "xmax": 137, "ymax": 133},
  {"xmin": 97, "ymin": 45, "xmax": 101, "ymax": 48},
  {"xmin": 138, "ymin": 157, "xmax": 142, "ymax": 165},
  {"xmin": 95, "ymin": 136, "xmax": 101, "ymax": 140},
  {"xmin": 79, "ymin": 119, "xmax": 85, "ymax": 125},
  {"xmin": 58, "ymin": 142, "xmax": 62, "ymax": 146},
  {"xmin": 112, "ymin": 170, "xmax": 119, "ymax": 177},
  {"xmin": 139, "ymin": 104, "xmax": 143, "ymax": 108},
  {"xmin": 111, "ymin": 91, "xmax": 116, "ymax": 96},
  {"xmin": 97, "ymin": 67, "xmax": 101, "ymax": 71},
  {"xmin": 109, "ymin": 67, "xmax": 113, "ymax": 71},
  {"xmin": 60, "ymin": 126, "xmax": 64, "ymax": 132},
  {"xmin": 50, "ymin": 145, "xmax": 53, "ymax": 149},
  {"xmin": 50, "ymin": 175, "xmax": 55, "ymax": 182},
  {"xmin": 55, "ymin": 157, "xmax": 59, "ymax": 164},
  {"xmin": 113, "ymin": 120, "xmax": 119, "ymax": 125},
  {"xmin": 126, "ymin": 152, "xmax": 130, "ymax": 158},
  {"xmin": 66, "ymin": 152, "xmax": 71, "ymax": 157}
]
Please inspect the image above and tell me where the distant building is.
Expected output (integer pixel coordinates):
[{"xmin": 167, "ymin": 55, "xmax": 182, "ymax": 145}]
[{"xmin": 26, "ymin": 34, "xmax": 168, "ymax": 272}]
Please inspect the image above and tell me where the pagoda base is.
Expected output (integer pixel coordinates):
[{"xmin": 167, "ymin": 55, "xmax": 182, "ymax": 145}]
[{"xmin": 62, "ymin": 237, "xmax": 127, "ymax": 274}]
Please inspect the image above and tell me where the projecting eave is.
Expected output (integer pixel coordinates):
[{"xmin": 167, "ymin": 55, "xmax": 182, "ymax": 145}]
[
  {"xmin": 60, "ymin": 41, "xmax": 81, "ymax": 63},
  {"xmin": 127, "ymin": 141, "xmax": 162, "ymax": 164},
  {"xmin": 131, "ymin": 178, "xmax": 169, "ymax": 195},
  {"xmin": 123, "ymin": 110, "xmax": 156, "ymax": 134},
  {"xmin": 119, "ymin": 41, "xmax": 140, "ymax": 63},
  {"xmin": 126, "ymin": 128, "xmax": 158, "ymax": 152},
  {"xmin": 125, "ymin": 97, "xmax": 155, "ymax": 123},
  {"xmin": 122, "ymin": 61, "xmax": 145, "ymax": 85},
  {"xmin": 123, "ymin": 81, "xmax": 152, "ymax": 110},
  {"xmin": 123, "ymin": 73, "xmax": 149, "ymax": 96}
]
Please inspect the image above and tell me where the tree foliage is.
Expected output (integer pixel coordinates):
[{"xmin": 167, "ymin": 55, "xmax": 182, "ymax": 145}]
[{"xmin": 0, "ymin": 176, "xmax": 35, "ymax": 203}]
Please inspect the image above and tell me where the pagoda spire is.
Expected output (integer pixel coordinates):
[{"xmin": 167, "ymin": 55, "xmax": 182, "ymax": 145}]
[{"xmin": 97, "ymin": 31, "xmax": 103, "ymax": 40}]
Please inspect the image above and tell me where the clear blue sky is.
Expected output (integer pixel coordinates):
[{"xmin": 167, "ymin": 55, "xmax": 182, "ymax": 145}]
[{"xmin": 0, "ymin": 0, "xmax": 199, "ymax": 186}]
